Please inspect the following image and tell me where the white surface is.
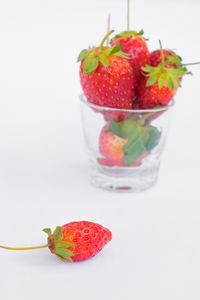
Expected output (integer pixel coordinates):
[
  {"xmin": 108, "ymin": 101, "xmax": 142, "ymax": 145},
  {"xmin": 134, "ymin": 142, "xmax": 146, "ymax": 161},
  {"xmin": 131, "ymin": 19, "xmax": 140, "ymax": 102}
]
[{"xmin": 0, "ymin": 0, "xmax": 200, "ymax": 299}]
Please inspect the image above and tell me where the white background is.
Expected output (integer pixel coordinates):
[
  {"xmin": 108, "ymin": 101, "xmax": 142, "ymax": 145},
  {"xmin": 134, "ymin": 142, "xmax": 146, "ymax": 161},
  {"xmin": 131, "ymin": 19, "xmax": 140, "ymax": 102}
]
[{"xmin": 0, "ymin": 0, "xmax": 200, "ymax": 299}]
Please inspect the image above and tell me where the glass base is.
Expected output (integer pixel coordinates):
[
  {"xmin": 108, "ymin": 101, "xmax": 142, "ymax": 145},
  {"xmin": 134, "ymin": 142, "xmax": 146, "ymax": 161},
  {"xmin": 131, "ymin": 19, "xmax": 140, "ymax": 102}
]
[{"xmin": 89, "ymin": 160, "xmax": 160, "ymax": 193}]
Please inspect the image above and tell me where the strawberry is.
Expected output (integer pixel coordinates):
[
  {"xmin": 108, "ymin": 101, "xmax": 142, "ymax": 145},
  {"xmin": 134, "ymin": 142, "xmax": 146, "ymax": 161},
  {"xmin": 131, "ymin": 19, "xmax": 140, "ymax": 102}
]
[
  {"xmin": 137, "ymin": 41, "xmax": 186, "ymax": 109},
  {"xmin": 0, "ymin": 221, "xmax": 112, "ymax": 262},
  {"xmin": 99, "ymin": 119, "xmax": 160, "ymax": 167},
  {"xmin": 78, "ymin": 30, "xmax": 135, "ymax": 118},
  {"xmin": 111, "ymin": 30, "xmax": 150, "ymax": 84},
  {"xmin": 55, "ymin": 221, "xmax": 112, "ymax": 262},
  {"xmin": 100, "ymin": 125, "xmax": 128, "ymax": 166},
  {"xmin": 137, "ymin": 77, "xmax": 178, "ymax": 109}
]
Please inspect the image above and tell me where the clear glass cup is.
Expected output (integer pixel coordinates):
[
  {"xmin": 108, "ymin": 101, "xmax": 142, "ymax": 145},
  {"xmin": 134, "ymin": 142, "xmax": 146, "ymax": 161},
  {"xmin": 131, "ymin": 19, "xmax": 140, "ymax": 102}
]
[{"xmin": 80, "ymin": 94, "xmax": 174, "ymax": 192}]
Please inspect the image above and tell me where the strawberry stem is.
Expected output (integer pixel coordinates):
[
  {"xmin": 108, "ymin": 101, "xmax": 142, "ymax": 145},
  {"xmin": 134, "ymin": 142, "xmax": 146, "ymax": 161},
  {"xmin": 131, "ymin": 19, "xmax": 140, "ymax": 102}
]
[
  {"xmin": 159, "ymin": 40, "xmax": 165, "ymax": 67},
  {"xmin": 106, "ymin": 13, "xmax": 111, "ymax": 46},
  {"xmin": 127, "ymin": 0, "xmax": 130, "ymax": 31},
  {"xmin": 100, "ymin": 30, "xmax": 114, "ymax": 51},
  {"xmin": 0, "ymin": 244, "xmax": 49, "ymax": 251},
  {"xmin": 182, "ymin": 62, "xmax": 200, "ymax": 66}
]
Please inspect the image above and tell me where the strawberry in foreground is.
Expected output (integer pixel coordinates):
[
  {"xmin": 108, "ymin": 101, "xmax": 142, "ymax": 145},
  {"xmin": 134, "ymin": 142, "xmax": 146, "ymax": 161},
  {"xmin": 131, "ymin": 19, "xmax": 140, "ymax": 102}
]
[
  {"xmin": 78, "ymin": 30, "xmax": 135, "ymax": 116},
  {"xmin": 111, "ymin": 1, "xmax": 150, "ymax": 84},
  {"xmin": 137, "ymin": 41, "xmax": 186, "ymax": 109},
  {"xmin": 99, "ymin": 118, "xmax": 160, "ymax": 167},
  {"xmin": 0, "ymin": 221, "xmax": 112, "ymax": 262}
]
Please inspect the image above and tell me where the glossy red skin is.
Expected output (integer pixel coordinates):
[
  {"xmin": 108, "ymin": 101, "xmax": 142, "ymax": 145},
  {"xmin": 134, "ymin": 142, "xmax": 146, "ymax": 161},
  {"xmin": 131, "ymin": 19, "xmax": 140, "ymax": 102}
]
[
  {"xmin": 99, "ymin": 123, "xmax": 148, "ymax": 167},
  {"xmin": 150, "ymin": 49, "xmax": 175, "ymax": 68},
  {"xmin": 111, "ymin": 36, "xmax": 150, "ymax": 84},
  {"xmin": 80, "ymin": 55, "xmax": 135, "ymax": 112},
  {"xmin": 62, "ymin": 221, "xmax": 112, "ymax": 262},
  {"xmin": 137, "ymin": 77, "xmax": 177, "ymax": 109}
]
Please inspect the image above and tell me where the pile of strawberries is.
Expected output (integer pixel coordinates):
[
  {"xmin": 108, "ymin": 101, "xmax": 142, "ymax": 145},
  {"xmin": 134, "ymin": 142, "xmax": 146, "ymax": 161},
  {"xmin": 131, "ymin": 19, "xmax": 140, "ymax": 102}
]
[
  {"xmin": 78, "ymin": 30, "xmax": 187, "ymax": 112},
  {"xmin": 78, "ymin": 26, "xmax": 189, "ymax": 167}
]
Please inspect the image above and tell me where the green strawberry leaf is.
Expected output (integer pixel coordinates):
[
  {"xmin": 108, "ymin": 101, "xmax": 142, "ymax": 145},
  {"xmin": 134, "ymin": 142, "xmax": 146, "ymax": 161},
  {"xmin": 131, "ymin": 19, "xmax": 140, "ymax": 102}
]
[
  {"xmin": 42, "ymin": 228, "xmax": 52, "ymax": 236},
  {"xmin": 142, "ymin": 55, "xmax": 186, "ymax": 91},
  {"xmin": 53, "ymin": 226, "xmax": 63, "ymax": 241},
  {"xmin": 138, "ymin": 29, "xmax": 144, "ymax": 35},
  {"xmin": 66, "ymin": 256, "xmax": 73, "ymax": 262},
  {"xmin": 142, "ymin": 65, "xmax": 155, "ymax": 73},
  {"xmin": 140, "ymin": 127, "xmax": 150, "ymax": 145},
  {"xmin": 165, "ymin": 55, "xmax": 182, "ymax": 67},
  {"xmin": 57, "ymin": 241, "xmax": 75, "ymax": 248},
  {"xmin": 146, "ymin": 75, "xmax": 158, "ymax": 87},
  {"xmin": 45, "ymin": 226, "xmax": 75, "ymax": 262},
  {"xmin": 83, "ymin": 54, "xmax": 99, "ymax": 74},
  {"xmin": 103, "ymin": 48, "xmax": 112, "ymax": 56},
  {"xmin": 171, "ymin": 68, "xmax": 185, "ymax": 77},
  {"xmin": 124, "ymin": 136, "xmax": 146, "ymax": 166},
  {"xmin": 145, "ymin": 126, "xmax": 161, "ymax": 151},
  {"xmin": 114, "ymin": 51, "xmax": 130, "ymax": 59},
  {"xmin": 55, "ymin": 248, "xmax": 74, "ymax": 262},
  {"xmin": 56, "ymin": 254, "xmax": 65, "ymax": 261},
  {"xmin": 77, "ymin": 49, "xmax": 90, "ymax": 62},
  {"xmin": 110, "ymin": 43, "xmax": 122, "ymax": 55},
  {"xmin": 56, "ymin": 248, "xmax": 74, "ymax": 258},
  {"xmin": 99, "ymin": 53, "xmax": 110, "ymax": 67},
  {"xmin": 107, "ymin": 120, "xmax": 139, "ymax": 140},
  {"xmin": 111, "ymin": 30, "xmax": 148, "ymax": 42},
  {"xmin": 158, "ymin": 76, "xmax": 165, "ymax": 89},
  {"xmin": 166, "ymin": 74, "xmax": 175, "ymax": 90}
]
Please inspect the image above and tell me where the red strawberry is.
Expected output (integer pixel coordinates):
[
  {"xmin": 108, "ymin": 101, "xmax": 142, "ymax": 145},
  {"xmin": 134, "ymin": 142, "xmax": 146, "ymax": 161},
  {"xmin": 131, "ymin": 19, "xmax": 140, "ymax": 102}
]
[
  {"xmin": 111, "ymin": 30, "xmax": 150, "ymax": 84},
  {"xmin": 0, "ymin": 221, "xmax": 112, "ymax": 262},
  {"xmin": 60, "ymin": 221, "xmax": 112, "ymax": 261},
  {"xmin": 99, "ymin": 122, "xmax": 149, "ymax": 167},
  {"xmin": 99, "ymin": 126, "xmax": 127, "ymax": 166},
  {"xmin": 137, "ymin": 41, "xmax": 186, "ymax": 109},
  {"xmin": 78, "ymin": 30, "xmax": 135, "ymax": 119},
  {"xmin": 137, "ymin": 77, "xmax": 178, "ymax": 109}
]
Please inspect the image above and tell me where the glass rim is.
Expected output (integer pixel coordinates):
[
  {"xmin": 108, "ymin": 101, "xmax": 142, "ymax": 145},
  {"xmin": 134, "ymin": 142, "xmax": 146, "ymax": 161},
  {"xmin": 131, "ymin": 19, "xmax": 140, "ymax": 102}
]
[{"xmin": 80, "ymin": 93, "xmax": 175, "ymax": 113}]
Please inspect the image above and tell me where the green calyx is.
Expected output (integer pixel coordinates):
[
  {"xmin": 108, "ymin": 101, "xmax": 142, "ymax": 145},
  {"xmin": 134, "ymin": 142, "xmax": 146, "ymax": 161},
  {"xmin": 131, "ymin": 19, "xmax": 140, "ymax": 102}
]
[
  {"xmin": 165, "ymin": 51, "xmax": 200, "ymax": 75},
  {"xmin": 107, "ymin": 116, "xmax": 161, "ymax": 166},
  {"xmin": 77, "ymin": 30, "xmax": 130, "ymax": 74},
  {"xmin": 43, "ymin": 227, "xmax": 75, "ymax": 262},
  {"xmin": 111, "ymin": 29, "xmax": 148, "ymax": 43},
  {"xmin": 165, "ymin": 51, "xmax": 183, "ymax": 68},
  {"xmin": 142, "ymin": 41, "xmax": 186, "ymax": 91},
  {"xmin": 142, "ymin": 64, "xmax": 185, "ymax": 91}
]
